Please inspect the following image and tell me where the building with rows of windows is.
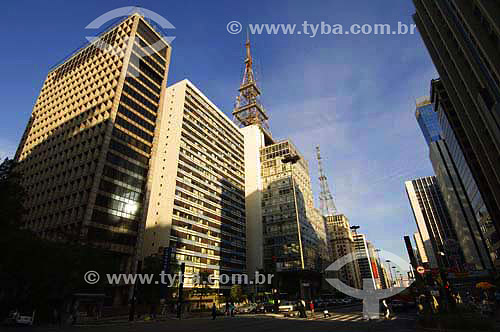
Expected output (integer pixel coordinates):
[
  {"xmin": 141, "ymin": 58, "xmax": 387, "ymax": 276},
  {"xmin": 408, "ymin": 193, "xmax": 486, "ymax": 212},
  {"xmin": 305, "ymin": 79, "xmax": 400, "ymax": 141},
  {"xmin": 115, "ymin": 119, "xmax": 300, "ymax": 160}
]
[
  {"xmin": 142, "ymin": 79, "xmax": 246, "ymax": 289},
  {"xmin": 14, "ymin": 14, "xmax": 171, "ymax": 303}
]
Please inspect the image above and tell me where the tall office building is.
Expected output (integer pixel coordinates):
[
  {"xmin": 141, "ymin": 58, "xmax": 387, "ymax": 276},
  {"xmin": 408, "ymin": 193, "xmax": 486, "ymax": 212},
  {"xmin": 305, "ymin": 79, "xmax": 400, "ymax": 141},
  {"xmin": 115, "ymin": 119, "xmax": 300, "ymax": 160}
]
[
  {"xmin": 414, "ymin": 95, "xmax": 492, "ymax": 270},
  {"xmin": 260, "ymin": 140, "xmax": 329, "ymax": 272},
  {"xmin": 233, "ymin": 37, "xmax": 329, "ymax": 280},
  {"xmin": 353, "ymin": 233, "xmax": 377, "ymax": 289},
  {"xmin": 405, "ymin": 176, "xmax": 458, "ymax": 268},
  {"xmin": 431, "ymin": 79, "xmax": 499, "ymax": 269},
  {"xmin": 234, "ymin": 37, "xmax": 274, "ymax": 276},
  {"xmin": 429, "ymin": 139, "xmax": 492, "ymax": 270},
  {"xmin": 14, "ymin": 14, "xmax": 171, "ymax": 302},
  {"xmin": 412, "ymin": 0, "xmax": 500, "ymax": 245},
  {"xmin": 326, "ymin": 214, "xmax": 361, "ymax": 289},
  {"xmin": 415, "ymin": 97, "xmax": 441, "ymax": 145},
  {"xmin": 414, "ymin": 231, "xmax": 429, "ymax": 265},
  {"xmin": 142, "ymin": 79, "xmax": 246, "ymax": 288},
  {"xmin": 366, "ymin": 241, "xmax": 382, "ymax": 289}
]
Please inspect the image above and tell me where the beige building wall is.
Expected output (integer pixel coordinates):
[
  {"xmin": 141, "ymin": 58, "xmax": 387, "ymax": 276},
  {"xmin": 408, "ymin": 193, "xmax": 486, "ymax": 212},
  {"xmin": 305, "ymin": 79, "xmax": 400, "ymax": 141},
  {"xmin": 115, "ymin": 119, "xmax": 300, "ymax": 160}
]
[
  {"xmin": 326, "ymin": 214, "xmax": 362, "ymax": 289},
  {"xmin": 241, "ymin": 124, "xmax": 266, "ymax": 275},
  {"xmin": 405, "ymin": 180, "xmax": 438, "ymax": 268},
  {"xmin": 142, "ymin": 81, "xmax": 186, "ymax": 257},
  {"xmin": 413, "ymin": 231, "xmax": 429, "ymax": 264},
  {"xmin": 143, "ymin": 79, "xmax": 246, "ymax": 288}
]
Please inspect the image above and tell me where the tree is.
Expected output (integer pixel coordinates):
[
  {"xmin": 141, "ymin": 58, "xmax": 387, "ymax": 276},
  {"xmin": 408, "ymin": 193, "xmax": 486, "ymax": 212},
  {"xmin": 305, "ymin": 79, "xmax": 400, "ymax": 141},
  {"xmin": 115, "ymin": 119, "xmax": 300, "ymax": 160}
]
[
  {"xmin": 230, "ymin": 285, "xmax": 244, "ymax": 303},
  {"xmin": 0, "ymin": 158, "xmax": 119, "ymax": 322},
  {"xmin": 0, "ymin": 158, "xmax": 26, "ymax": 232},
  {"xmin": 195, "ymin": 271, "xmax": 212, "ymax": 311}
]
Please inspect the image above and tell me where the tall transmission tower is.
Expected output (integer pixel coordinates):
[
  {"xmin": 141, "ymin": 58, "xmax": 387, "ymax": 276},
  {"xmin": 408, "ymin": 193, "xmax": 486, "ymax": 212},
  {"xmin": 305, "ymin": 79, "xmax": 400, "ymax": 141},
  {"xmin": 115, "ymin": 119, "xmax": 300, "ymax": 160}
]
[
  {"xmin": 232, "ymin": 34, "xmax": 269, "ymax": 129},
  {"xmin": 316, "ymin": 146, "xmax": 338, "ymax": 216}
]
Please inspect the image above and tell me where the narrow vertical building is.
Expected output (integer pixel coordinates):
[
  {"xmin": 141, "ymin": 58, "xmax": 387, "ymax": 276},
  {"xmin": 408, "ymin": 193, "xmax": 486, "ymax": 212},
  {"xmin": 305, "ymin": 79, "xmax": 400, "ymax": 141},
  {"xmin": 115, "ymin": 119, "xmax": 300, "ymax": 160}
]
[
  {"xmin": 326, "ymin": 214, "xmax": 362, "ymax": 289},
  {"xmin": 353, "ymin": 234, "xmax": 377, "ymax": 289},
  {"xmin": 14, "ymin": 13, "xmax": 171, "ymax": 302},
  {"xmin": 405, "ymin": 176, "xmax": 458, "ymax": 269},
  {"xmin": 142, "ymin": 79, "xmax": 246, "ymax": 289}
]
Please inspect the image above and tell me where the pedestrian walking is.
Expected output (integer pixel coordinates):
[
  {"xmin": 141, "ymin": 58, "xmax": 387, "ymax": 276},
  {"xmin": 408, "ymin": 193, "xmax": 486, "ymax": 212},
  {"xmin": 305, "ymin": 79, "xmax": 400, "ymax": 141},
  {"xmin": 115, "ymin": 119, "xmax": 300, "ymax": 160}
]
[
  {"xmin": 211, "ymin": 303, "xmax": 217, "ymax": 320},
  {"xmin": 298, "ymin": 300, "xmax": 307, "ymax": 318},
  {"xmin": 230, "ymin": 302, "xmax": 235, "ymax": 317},
  {"xmin": 382, "ymin": 299, "xmax": 390, "ymax": 319}
]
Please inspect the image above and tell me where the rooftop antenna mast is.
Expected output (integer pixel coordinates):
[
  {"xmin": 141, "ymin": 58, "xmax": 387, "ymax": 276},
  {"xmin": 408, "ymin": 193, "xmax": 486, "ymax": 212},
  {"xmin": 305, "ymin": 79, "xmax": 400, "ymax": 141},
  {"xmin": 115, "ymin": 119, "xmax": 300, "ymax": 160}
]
[
  {"xmin": 232, "ymin": 32, "xmax": 269, "ymax": 129},
  {"xmin": 316, "ymin": 146, "xmax": 338, "ymax": 216}
]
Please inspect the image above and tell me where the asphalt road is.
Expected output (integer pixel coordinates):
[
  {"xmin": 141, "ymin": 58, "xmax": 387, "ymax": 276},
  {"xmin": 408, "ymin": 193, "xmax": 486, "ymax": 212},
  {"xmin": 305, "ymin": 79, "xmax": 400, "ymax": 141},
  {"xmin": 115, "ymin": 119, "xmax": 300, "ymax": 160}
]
[{"xmin": 6, "ymin": 304, "xmax": 419, "ymax": 332}]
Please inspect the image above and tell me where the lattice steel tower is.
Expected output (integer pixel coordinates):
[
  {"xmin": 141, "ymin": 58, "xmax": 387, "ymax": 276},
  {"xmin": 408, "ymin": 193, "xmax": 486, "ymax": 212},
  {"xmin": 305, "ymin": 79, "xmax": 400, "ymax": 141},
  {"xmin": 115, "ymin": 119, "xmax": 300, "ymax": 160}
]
[
  {"xmin": 316, "ymin": 146, "xmax": 337, "ymax": 216},
  {"xmin": 232, "ymin": 34, "xmax": 269, "ymax": 129}
]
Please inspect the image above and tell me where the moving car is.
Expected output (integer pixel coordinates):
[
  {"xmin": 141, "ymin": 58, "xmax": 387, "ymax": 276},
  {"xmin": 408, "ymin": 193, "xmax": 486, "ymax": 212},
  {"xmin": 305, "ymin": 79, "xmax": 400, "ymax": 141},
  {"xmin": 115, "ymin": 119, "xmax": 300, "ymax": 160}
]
[
  {"xmin": 278, "ymin": 301, "xmax": 297, "ymax": 312},
  {"xmin": 235, "ymin": 303, "xmax": 257, "ymax": 314},
  {"xmin": 256, "ymin": 303, "xmax": 275, "ymax": 313}
]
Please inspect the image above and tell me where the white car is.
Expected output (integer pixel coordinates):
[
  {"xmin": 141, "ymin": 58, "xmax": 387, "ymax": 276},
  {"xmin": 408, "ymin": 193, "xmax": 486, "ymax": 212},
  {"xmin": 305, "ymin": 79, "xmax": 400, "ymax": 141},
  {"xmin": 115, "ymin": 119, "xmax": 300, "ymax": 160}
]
[
  {"xmin": 278, "ymin": 301, "xmax": 297, "ymax": 312},
  {"xmin": 236, "ymin": 303, "xmax": 257, "ymax": 314}
]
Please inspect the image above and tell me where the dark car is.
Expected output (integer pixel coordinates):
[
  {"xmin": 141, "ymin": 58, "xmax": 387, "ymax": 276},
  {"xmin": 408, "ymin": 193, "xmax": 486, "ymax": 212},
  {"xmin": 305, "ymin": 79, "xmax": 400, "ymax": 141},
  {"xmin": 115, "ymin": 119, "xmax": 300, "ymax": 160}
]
[{"xmin": 256, "ymin": 303, "xmax": 275, "ymax": 313}]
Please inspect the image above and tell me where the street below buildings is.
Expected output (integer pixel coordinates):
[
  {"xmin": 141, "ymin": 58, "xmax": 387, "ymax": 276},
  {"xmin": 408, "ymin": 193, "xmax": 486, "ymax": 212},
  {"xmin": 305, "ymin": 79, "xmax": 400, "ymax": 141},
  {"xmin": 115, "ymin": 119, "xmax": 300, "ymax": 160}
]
[{"xmin": 5, "ymin": 304, "xmax": 421, "ymax": 332}]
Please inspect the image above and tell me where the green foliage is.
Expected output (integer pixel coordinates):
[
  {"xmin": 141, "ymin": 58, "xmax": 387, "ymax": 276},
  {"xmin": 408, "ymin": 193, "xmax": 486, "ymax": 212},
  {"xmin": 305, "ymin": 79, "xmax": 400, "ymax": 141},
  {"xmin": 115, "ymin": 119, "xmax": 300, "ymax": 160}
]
[
  {"xmin": 230, "ymin": 284, "xmax": 244, "ymax": 302},
  {"xmin": 0, "ymin": 158, "xmax": 26, "ymax": 232},
  {"xmin": 0, "ymin": 158, "xmax": 118, "ymax": 321},
  {"xmin": 138, "ymin": 255, "xmax": 163, "ymax": 304}
]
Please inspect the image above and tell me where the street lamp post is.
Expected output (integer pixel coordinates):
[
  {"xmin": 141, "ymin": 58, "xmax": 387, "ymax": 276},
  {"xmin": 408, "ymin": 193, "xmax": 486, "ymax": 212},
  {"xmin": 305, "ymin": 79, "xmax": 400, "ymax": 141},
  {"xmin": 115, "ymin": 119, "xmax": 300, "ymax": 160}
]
[{"xmin": 282, "ymin": 154, "xmax": 306, "ymax": 300}]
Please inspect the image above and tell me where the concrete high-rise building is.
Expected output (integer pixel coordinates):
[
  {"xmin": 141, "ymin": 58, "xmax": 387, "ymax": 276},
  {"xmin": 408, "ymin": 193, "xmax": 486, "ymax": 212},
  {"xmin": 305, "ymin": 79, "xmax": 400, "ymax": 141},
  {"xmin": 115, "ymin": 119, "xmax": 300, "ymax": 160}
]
[
  {"xmin": 142, "ymin": 79, "xmax": 246, "ymax": 288},
  {"xmin": 414, "ymin": 231, "xmax": 429, "ymax": 264},
  {"xmin": 366, "ymin": 241, "xmax": 382, "ymax": 289},
  {"xmin": 326, "ymin": 214, "xmax": 362, "ymax": 289},
  {"xmin": 233, "ymin": 37, "xmax": 329, "ymax": 283},
  {"xmin": 14, "ymin": 14, "xmax": 171, "ymax": 302},
  {"xmin": 413, "ymin": 0, "xmax": 500, "ymax": 246},
  {"xmin": 405, "ymin": 176, "xmax": 458, "ymax": 268},
  {"xmin": 431, "ymin": 79, "xmax": 500, "ymax": 270},
  {"xmin": 353, "ymin": 234, "xmax": 377, "ymax": 289},
  {"xmin": 378, "ymin": 263, "xmax": 391, "ymax": 289},
  {"xmin": 414, "ymin": 95, "xmax": 492, "ymax": 271},
  {"xmin": 260, "ymin": 140, "xmax": 329, "ymax": 272}
]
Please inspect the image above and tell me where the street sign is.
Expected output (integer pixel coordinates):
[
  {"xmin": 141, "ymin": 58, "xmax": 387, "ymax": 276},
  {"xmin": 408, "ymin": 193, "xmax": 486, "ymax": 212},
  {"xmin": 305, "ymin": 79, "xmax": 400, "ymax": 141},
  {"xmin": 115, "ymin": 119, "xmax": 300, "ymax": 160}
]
[{"xmin": 416, "ymin": 266, "xmax": 425, "ymax": 275}]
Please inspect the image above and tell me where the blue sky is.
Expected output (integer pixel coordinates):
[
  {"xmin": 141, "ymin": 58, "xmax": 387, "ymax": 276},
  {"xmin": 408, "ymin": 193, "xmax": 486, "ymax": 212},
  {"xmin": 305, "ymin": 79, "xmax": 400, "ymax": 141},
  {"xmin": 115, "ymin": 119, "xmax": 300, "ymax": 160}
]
[{"xmin": 0, "ymin": 0, "xmax": 438, "ymax": 269}]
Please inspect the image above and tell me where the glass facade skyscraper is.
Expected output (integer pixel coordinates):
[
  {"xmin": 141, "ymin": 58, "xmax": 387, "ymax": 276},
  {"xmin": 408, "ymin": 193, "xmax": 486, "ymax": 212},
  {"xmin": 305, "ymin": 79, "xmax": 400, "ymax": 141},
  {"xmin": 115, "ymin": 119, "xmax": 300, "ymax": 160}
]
[
  {"xmin": 413, "ymin": 0, "xmax": 500, "ymax": 262},
  {"xmin": 415, "ymin": 97, "xmax": 441, "ymax": 146},
  {"xmin": 431, "ymin": 79, "xmax": 499, "ymax": 270}
]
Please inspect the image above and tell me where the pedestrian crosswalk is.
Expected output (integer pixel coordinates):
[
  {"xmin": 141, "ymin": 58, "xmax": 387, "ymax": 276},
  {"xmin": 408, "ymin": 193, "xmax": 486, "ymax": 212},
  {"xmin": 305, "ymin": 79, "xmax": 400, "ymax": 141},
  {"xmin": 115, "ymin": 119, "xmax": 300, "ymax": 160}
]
[
  {"xmin": 282, "ymin": 312, "xmax": 416, "ymax": 323},
  {"xmin": 283, "ymin": 312, "xmax": 365, "ymax": 322}
]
